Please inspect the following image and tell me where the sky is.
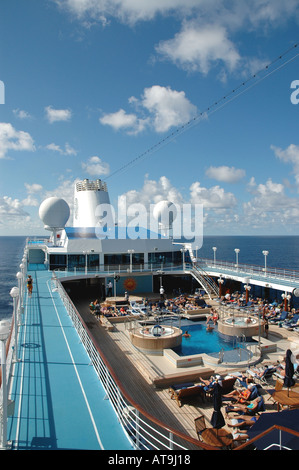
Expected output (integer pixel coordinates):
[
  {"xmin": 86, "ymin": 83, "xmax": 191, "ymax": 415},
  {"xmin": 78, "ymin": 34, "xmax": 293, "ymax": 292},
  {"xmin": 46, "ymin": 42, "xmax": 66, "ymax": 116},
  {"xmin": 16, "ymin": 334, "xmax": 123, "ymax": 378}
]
[{"xmin": 1, "ymin": 0, "xmax": 299, "ymax": 238}]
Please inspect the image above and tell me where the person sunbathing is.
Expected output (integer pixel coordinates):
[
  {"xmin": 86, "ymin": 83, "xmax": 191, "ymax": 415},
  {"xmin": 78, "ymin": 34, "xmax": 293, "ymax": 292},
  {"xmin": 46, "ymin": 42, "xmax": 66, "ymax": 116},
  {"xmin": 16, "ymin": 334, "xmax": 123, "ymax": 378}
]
[
  {"xmin": 227, "ymin": 415, "xmax": 260, "ymax": 429},
  {"xmin": 225, "ymin": 396, "xmax": 264, "ymax": 415},
  {"xmin": 223, "ymin": 383, "xmax": 258, "ymax": 403}
]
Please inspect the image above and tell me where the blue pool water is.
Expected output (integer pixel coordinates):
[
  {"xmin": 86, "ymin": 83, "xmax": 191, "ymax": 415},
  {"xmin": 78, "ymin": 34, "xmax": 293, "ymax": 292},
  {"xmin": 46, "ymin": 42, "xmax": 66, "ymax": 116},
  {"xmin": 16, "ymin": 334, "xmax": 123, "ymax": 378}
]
[{"xmin": 173, "ymin": 322, "xmax": 234, "ymax": 356}]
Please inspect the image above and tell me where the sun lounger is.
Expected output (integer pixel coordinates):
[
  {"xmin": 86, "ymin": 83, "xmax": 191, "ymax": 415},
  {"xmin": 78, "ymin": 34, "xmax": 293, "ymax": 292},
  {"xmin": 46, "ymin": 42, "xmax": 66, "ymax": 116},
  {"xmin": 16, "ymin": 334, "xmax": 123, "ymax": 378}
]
[
  {"xmin": 282, "ymin": 314, "xmax": 299, "ymax": 330},
  {"xmin": 269, "ymin": 310, "xmax": 288, "ymax": 324},
  {"xmin": 169, "ymin": 383, "xmax": 205, "ymax": 407},
  {"xmin": 247, "ymin": 366, "xmax": 276, "ymax": 385}
]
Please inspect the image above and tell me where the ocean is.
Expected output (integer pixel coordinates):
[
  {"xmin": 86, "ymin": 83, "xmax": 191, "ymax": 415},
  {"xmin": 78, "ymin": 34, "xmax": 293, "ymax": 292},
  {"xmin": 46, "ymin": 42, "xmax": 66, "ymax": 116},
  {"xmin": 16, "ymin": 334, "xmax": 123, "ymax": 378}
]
[
  {"xmin": 0, "ymin": 236, "xmax": 27, "ymax": 320},
  {"xmin": 0, "ymin": 235, "xmax": 299, "ymax": 319}
]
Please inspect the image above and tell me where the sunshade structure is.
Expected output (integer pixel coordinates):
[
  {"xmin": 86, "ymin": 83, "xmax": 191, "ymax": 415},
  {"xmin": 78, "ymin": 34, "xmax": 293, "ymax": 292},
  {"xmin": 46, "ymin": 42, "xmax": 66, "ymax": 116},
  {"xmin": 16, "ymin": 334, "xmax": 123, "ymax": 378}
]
[
  {"xmin": 247, "ymin": 409, "xmax": 299, "ymax": 450},
  {"xmin": 210, "ymin": 382, "xmax": 225, "ymax": 429}
]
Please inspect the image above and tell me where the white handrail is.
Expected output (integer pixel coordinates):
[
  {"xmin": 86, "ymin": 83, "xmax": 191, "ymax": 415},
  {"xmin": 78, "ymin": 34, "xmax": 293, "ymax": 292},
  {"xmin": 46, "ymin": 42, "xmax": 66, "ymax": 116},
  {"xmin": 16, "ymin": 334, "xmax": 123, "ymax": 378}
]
[{"xmin": 55, "ymin": 278, "xmax": 192, "ymax": 451}]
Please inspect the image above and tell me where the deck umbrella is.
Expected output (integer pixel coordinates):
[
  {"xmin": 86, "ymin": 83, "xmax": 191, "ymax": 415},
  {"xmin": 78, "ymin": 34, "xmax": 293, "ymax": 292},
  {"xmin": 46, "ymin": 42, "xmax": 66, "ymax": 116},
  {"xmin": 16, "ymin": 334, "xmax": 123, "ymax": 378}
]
[
  {"xmin": 284, "ymin": 349, "xmax": 295, "ymax": 390},
  {"xmin": 210, "ymin": 381, "xmax": 225, "ymax": 429},
  {"xmin": 247, "ymin": 409, "xmax": 299, "ymax": 450}
]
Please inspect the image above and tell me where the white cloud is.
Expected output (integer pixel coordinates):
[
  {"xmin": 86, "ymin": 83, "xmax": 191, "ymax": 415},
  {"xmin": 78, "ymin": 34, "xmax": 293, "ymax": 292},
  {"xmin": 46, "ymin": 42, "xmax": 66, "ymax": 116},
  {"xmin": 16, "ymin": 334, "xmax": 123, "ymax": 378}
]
[
  {"xmin": 156, "ymin": 23, "xmax": 240, "ymax": 75},
  {"xmin": 141, "ymin": 85, "xmax": 197, "ymax": 132},
  {"xmin": 100, "ymin": 85, "xmax": 197, "ymax": 134},
  {"xmin": 56, "ymin": 0, "xmax": 299, "ymax": 27},
  {"xmin": 45, "ymin": 142, "xmax": 77, "ymax": 155},
  {"xmin": 45, "ymin": 106, "xmax": 72, "ymax": 123},
  {"xmin": 0, "ymin": 122, "xmax": 35, "ymax": 159},
  {"xmin": 243, "ymin": 177, "xmax": 299, "ymax": 227},
  {"xmin": 55, "ymin": 0, "xmax": 299, "ymax": 79},
  {"xmin": 0, "ymin": 196, "xmax": 29, "ymax": 217},
  {"xmin": 13, "ymin": 108, "xmax": 32, "ymax": 119},
  {"xmin": 81, "ymin": 156, "xmax": 110, "ymax": 176},
  {"xmin": 117, "ymin": 175, "xmax": 183, "ymax": 225},
  {"xmin": 205, "ymin": 165, "xmax": 245, "ymax": 183},
  {"xmin": 99, "ymin": 109, "xmax": 147, "ymax": 134},
  {"xmin": 190, "ymin": 181, "xmax": 237, "ymax": 208},
  {"xmin": 55, "ymin": 0, "xmax": 199, "ymax": 24},
  {"xmin": 25, "ymin": 183, "xmax": 43, "ymax": 193},
  {"xmin": 271, "ymin": 144, "xmax": 299, "ymax": 187}
]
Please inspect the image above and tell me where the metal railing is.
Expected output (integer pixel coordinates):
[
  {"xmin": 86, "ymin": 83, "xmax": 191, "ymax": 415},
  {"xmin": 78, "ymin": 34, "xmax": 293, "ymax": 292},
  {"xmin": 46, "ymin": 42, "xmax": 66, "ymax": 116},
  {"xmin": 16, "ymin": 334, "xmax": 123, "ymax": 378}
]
[
  {"xmin": 54, "ymin": 275, "xmax": 210, "ymax": 451},
  {"xmin": 235, "ymin": 425, "xmax": 299, "ymax": 450},
  {"xmin": 198, "ymin": 257, "xmax": 299, "ymax": 283}
]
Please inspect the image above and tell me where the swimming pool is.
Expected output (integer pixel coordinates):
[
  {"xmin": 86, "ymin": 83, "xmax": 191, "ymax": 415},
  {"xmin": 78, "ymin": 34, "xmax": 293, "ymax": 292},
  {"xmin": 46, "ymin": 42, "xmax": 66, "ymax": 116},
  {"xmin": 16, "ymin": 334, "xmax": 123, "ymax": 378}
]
[{"xmin": 173, "ymin": 323, "xmax": 234, "ymax": 356}]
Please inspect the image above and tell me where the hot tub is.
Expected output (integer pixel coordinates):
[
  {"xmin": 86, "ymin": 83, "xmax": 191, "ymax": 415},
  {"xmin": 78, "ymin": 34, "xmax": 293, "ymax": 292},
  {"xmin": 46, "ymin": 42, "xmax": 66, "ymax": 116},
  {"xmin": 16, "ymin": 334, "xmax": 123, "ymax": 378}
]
[
  {"xmin": 129, "ymin": 325, "xmax": 182, "ymax": 355},
  {"xmin": 218, "ymin": 315, "xmax": 263, "ymax": 340}
]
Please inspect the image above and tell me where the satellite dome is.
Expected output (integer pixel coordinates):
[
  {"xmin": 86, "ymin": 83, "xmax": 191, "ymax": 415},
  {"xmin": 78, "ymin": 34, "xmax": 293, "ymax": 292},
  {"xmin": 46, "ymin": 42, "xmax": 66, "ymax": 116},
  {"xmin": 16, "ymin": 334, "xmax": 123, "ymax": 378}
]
[
  {"xmin": 153, "ymin": 200, "xmax": 177, "ymax": 228},
  {"xmin": 39, "ymin": 197, "xmax": 70, "ymax": 229}
]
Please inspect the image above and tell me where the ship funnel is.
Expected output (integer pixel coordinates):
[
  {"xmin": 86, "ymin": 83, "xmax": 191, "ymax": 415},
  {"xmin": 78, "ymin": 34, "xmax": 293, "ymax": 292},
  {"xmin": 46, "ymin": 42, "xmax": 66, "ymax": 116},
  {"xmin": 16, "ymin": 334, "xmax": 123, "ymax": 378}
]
[{"xmin": 73, "ymin": 179, "xmax": 114, "ymax": 228}]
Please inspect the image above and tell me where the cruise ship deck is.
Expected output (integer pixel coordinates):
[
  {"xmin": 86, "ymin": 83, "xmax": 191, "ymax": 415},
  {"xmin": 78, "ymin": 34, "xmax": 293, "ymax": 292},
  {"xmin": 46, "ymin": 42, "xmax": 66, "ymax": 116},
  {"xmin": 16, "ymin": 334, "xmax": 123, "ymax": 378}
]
[
  {"xmin": 6, "ymin": 263, "xmax": 299, "ymax": 451},
  {"xmin": 7, "ymin": 266, "xmax": 133, "ymax": 450}
]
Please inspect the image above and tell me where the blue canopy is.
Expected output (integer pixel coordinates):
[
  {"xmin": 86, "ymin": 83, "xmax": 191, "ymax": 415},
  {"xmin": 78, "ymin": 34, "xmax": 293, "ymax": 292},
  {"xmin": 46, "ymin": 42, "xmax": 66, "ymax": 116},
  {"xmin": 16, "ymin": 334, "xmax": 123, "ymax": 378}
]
[{"xmin": 247, "ymin": 409, "xmax": 299, "ymax": 450}]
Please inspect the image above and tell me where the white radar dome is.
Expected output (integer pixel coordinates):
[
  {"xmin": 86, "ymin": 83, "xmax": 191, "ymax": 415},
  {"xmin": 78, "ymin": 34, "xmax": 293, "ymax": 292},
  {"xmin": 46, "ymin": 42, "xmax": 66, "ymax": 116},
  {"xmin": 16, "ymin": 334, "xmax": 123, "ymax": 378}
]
[
  {"xmin": 39, "ymin": 197, "xmax": 70, "ymax": 229},
  {"xmin": 153, "ymin": 200, "xmax": 177, "ymax": 228}
]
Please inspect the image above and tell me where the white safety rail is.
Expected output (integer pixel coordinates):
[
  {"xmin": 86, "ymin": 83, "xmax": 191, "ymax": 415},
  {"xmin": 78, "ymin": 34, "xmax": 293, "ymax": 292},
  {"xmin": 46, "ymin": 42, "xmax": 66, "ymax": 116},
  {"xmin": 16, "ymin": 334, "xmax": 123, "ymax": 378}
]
[
  {"xmin": 198, "ymin": 257, "xmax": 299, "ymax": 285},
  {"xmin": 54, "ymin": 276, "xmax": 206, "ymax": 451}
]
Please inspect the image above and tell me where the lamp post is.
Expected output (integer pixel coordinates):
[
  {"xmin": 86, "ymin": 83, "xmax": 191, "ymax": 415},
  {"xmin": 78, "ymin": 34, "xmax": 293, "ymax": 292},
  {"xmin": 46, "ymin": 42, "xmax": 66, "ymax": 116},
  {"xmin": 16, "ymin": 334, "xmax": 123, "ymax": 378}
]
[
  {"xmin": 244, "ymin": 283, "xmax": 251, "ymax": 303},
  {"xmin": 262, "ymin": 250, "xmax": 269, "ymax": 276},
  {"xmin": 16, "ymin": 272, "xmax": 23, "ymax": 322},
  {"xmin": 217, "ymin": 277, "xmax": 224, "ymax": 298},
  {"xmin": 0, "ymin": 319, "xmax": 11, "ymax": 449},
  {"xmin": 19, "ymin": 264, "xmax": 25, "ymax": 314},
  {"xmin": 128, "ymin": 249, "xmax": 135, "ymax": 273},
  {"xmin": 10, "ymin": 287, "xmax": 19, "ymax": 362},
  {"xmin": 157, "ymin": 270, "xmax": 164, "ymax": 288},
  {"xmin": 234, "ymin": 248, "xmax": 240, "ymax": 268},
  {"xmin": 180, "ymin": 248, "xmax": 187, "ymax": 271},
  {"xmin": 281, "ymin": 292, "xmax": 291, "ymax": 311},
  {"xmin": 212, "ymin": 247, "xmax": 217, "ymax": 266}
]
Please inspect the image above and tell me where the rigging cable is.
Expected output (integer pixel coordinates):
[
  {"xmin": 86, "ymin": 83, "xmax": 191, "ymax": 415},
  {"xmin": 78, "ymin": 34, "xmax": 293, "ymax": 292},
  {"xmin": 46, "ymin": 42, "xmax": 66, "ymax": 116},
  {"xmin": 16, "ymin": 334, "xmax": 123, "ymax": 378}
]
[{"xmin": 106, "ymin": 42, "xmax": 299, "ymax": 181}]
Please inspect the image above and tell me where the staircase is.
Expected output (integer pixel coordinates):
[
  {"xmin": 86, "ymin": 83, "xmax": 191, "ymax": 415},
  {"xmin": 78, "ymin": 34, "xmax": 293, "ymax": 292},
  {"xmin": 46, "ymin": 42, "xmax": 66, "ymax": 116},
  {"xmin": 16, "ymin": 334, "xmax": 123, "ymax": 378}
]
[{"xmin": 185, "ymin": 244, "xmax": 219, "ymax": 299}]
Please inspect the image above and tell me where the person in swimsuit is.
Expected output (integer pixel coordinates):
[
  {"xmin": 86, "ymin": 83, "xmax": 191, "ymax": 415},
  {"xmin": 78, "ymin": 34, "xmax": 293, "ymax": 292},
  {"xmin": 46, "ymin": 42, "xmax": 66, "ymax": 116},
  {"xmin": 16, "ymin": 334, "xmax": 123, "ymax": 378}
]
[{"xmin": 26, "ymin": 275, "xmax": 33, "ymax": 296}]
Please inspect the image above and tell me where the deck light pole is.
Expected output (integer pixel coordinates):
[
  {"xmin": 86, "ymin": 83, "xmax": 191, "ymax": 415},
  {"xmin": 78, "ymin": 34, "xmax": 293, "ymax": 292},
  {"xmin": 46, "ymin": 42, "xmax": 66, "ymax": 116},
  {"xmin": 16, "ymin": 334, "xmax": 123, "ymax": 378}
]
[
  {"xmin": 244, "ymin": 283, "xmax": 251, "ymax": 303},
  {"xmin": 19, "ymin": 264, "xmax": 25, "ymax": 314},
  {"xmin": 212, "ymin": 247, "xmax": 217, "ymax": 266},
  {"xmin": 10, "ymin": 287, "xmax": 19, "ymax": 362},
  {"xmin": 281, "ymin": 292, "xmax": 291, "ymax": 311},
  {"xmin": 0, "ymin": 319, "xmax": 11, "ymax": 450},
  {"xmin": 16, "ymin": 271, "xmax": 23, "ymax": 322},
  {"xmin": 218, "ymin": 276, "xmax": 224, "ymax": 298},
  {"xmin": 180, "ymin": 248, "xmax": 187, "ymax": 271},
  {"xmin": 128, "ymin": 249, "xmax": 135, "ymax": 273},
  {"xmin": 234, "ymin": 248, "xmax": 240, "ymax": 268},
  {"xmin": 262, "ymin": 250, "xmax": 269, "ymax": 276}
]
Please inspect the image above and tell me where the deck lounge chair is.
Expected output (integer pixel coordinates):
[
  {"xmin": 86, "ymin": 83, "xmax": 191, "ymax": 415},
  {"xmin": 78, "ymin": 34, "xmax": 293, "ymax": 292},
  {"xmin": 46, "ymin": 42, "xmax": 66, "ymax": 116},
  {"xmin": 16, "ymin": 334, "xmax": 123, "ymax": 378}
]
[
  {"xmin": 247, "ymin": 366, "xmax": 276, "ymax": 385},
  {"xmin": 282, "ymin": 314, "xmax": 299, "ymax": 330},
  {"xmin": 221, "ymin": 377, "xmax": 237, "ymax": 394},
  {"xmin": 269, "ymin": 310, "xmax": 288, "ymax": 324},
  {"xmin": 169, "ymin": 383, "xmax": 205, "ymax": 407}
]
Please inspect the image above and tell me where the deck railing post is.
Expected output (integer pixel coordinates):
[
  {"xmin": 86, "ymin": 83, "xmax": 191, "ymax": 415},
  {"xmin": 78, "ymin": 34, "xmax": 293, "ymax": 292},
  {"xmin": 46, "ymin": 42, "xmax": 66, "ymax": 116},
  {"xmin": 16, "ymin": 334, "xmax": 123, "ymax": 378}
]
[
  {"xmin": 135, "ymin": 409, "xmax": 140, "ymax": 449},
  {"xmin": 169, "ymin": 431, "xmax": 174, "ymax": 450}
]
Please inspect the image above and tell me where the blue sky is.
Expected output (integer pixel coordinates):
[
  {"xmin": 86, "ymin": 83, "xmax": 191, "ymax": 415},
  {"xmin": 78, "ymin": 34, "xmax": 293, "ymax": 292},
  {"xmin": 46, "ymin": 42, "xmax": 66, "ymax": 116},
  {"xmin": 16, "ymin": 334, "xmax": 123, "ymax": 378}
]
[{"xmin": 1, "ymin": 0, "xmax": 299, "ymax": 237}]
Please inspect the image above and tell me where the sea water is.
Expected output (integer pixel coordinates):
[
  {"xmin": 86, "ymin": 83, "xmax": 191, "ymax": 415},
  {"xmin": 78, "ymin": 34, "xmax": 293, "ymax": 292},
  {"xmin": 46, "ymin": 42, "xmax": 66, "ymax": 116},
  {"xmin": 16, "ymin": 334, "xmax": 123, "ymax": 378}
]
[
  {"xmin": 0, "ymin": 235, "xmax": 298, "ymax": 320},
  {"xmin": 0, "ymin": 236, "xmax": 26, "ymax": 319}
]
